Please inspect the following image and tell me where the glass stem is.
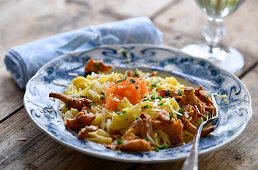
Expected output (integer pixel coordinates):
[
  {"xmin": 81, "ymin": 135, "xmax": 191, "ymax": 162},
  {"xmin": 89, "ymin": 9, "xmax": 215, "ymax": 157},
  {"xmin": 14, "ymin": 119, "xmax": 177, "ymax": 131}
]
[{"xmin": 203, "ymin": 17, "xmax": 226, "ymax": 50}]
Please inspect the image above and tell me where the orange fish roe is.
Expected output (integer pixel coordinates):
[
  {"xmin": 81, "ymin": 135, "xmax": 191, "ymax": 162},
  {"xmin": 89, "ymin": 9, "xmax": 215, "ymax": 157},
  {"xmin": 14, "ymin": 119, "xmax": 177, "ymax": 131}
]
[{"xmin": 105, "ymin": 77, "xmax": 148, "ymax": 110}]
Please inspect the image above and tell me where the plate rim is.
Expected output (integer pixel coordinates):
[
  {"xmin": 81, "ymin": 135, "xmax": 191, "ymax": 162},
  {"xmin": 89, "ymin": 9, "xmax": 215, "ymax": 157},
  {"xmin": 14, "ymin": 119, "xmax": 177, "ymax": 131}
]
[{"xmin": 24, "ymin": 44, "xmax": 253, "ymax": 163}]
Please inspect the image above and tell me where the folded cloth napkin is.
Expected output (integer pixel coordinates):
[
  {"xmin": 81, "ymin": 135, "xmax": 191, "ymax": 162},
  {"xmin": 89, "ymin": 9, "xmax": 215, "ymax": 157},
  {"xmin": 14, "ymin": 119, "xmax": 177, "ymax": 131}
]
[{"xmin": 4, "ymin": 17, "xmax": 163, "ymax": 88}]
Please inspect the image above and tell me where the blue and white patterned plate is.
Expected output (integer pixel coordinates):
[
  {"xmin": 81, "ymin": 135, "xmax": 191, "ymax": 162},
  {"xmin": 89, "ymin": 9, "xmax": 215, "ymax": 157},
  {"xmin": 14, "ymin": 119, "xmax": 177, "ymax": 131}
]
[{"xmin": 24, "ymin": 44, "xmax": 252, "ymax": 163}]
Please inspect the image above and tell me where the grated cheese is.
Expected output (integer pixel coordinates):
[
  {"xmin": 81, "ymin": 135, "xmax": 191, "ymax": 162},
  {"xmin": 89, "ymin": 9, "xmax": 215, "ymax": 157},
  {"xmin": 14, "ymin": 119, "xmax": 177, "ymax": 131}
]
[
  {"xmin": 68, "ymin": 72, "xmax": 79, "ymax": 77},
  {"xmin": 195, "ymin": 105, "xmax": 201, "ymax": 114},
  {"xmin": 150, "ymin": 108, "xmax": 165, "ymax": 112},
  {"xmin": 184, "ymin": 111, "xmax": 189, "ymax": 118},
  {"xmin": 53, "ymin": 80, "xmax": 69, "ymax": 87},
  {"xmin": 113, "ymin": 97, "xmax": 120, "ymax": 102},
  {"xmin": 153, "ymin": 99, "xmax": 159, "ymax": 108},
  {"xmin": 170, "ymin": 105, "xmax": 182, "ymax": 116},
  {"xmin": 107, "ymin": 119, "xmax": 111, "ymax": 134},
  {"xmin": 147, "ymin": 133, "xmax": 155, "ymax": 145}
]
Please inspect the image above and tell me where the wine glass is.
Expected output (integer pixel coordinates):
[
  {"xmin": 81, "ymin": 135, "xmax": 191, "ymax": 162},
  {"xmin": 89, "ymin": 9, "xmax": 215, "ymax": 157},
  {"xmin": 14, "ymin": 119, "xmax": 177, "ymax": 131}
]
[{"xmin": 181, "ymin": 0, "xmax": 245, "ymax": 74}]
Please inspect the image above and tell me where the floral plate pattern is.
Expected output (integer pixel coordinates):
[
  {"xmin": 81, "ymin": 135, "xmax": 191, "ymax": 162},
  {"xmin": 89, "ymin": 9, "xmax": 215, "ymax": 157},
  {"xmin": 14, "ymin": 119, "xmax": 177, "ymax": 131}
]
[{"xmin": 24, "ymin": 44, "xmax": 252, "ymax": 163}]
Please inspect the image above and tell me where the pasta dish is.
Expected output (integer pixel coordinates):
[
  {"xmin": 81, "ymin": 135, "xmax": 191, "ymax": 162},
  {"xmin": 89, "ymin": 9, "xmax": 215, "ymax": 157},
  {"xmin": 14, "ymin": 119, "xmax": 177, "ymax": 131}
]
[{"xmin": 49, "ymin": 58, "xmax": 216, "ymax": 152}]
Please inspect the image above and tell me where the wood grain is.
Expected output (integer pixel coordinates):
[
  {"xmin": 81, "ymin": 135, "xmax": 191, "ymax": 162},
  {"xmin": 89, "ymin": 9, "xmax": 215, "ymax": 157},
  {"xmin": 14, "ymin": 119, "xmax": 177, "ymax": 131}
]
[
  {"xmin": 0, "ymin": 0, "xmax": 172, "ymax": 48},
  {"xmin": 0, "ymin": 108, "xmax": 136, "ymax": 170}
]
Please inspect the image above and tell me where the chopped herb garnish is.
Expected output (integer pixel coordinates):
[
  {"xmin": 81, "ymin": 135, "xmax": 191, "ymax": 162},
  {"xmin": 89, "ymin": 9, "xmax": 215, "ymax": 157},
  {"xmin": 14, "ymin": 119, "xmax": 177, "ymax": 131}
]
[
  {"xmin": 85, "ymin": 125, "xmax": 88, "ymax": 130},
  {"xmin": 143, "ymin": 105, "xmax": 149, "ymax": 109},
  {"xmin": 130, "ymin": 79, "xmax": 136, "ymax": 83},
  {"xmin": 179, "ymin": 108, "xmax": 183, "ymax": 113},
  {"xmin": 159, "ymin": 103, "xmax": 164, "ymax": 106},
  {"xmin": 116, "ymin": 111, "xmax": 121, "ymax": 115},
  {"xmin": 135, "ymin": 70, "xmax": 140, "ymax": 77},
  {"xmin": 166, "ymin": 91, "xmax": 172, "ymax": 96},
  {"xmin": 136, "ymin": 117, "xmax": 139, "ymax": 120},
  {"xmin": 122, "ymin": 76, "xmax": 127, "ymax": 81},
  {"xmin": 125, "ymin": 118, "xmax": 128, "ymax": 120},
  {"xmin": 157, "ymin": 145, "xmax": 168, "ymax": 150},
  {"xmin": 151, "ymin": 83, "xmax": 157, "ymax": 87},
  {"xmin": 151, "ymin": 96, "xmax": 156, "ymax": 100},
  {"xmin": 117, "ymin": 140, "xmax": 123, "ymax": 145},
  {"xmin": 116, "ymin": 79, "xmax": 123, "ymax": 83},
  {"xmin": 205, "ymin": 94, "xmax": 209, "ymax": 98},
  {"xmin": 122, "ymin": 50, "xmax": 127, "ymax": 56},
  {"xmin": 101, "ymin": 92, "xmax": 105, "ymax": 95},
  {"xmin": 121, "ymin": 110, "xmax": 127, "ymax": 114},
  {"xmin": 90, "ymin": 103, "xmax": 96, "ymax": 107},
  {"xmin": 155, "ymin": 147, "xmax": 160, "ymax": 152},
  {"xmin": 66, "ymin": 101, "xmax": 70, "ymax": 107},
  {"xmin": 143, "ymin": 99, "xmax": 147, "ymax": 102},
  {"xmin": 178, "ymin": 91, "xmax": 182, "ymax": 96},
  {"xmin": 156, "ymin": 96, "xmax": 163, "ymax": 100},
  {"xmin": 117, "ymin": 150, "xmax": 122, "ymax": 155},
  {"xmin": 135, "ymin": 85, "xmax": 139, "ymax": 89},
  {"xmin": 95, "ymin": 63, "xmax": 100, "ymax": 68},
  {"xmin": 97, "ymin": 71, "xmax": 103, "ymax": 74},
  {"xmin": 144, "ymin": 137, "xmax": 150, "ymax": 142},
  {"xmin": 100, "ymin": 95, "xmax": 105, "ymax": 100},
  {"xmin": 169, "ymin": 113, "xmax": 173, "ymax": 120},
  {"xmin": 177, "ymin": 114, "xmax": 183, "ymax": 119}
]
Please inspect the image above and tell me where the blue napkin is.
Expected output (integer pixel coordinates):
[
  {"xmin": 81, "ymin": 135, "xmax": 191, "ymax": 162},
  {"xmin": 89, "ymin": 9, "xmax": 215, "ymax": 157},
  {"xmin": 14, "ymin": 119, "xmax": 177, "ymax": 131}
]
[{"xmin": 4, "ymin": 17, "xmax": 163, "ymax": 88}]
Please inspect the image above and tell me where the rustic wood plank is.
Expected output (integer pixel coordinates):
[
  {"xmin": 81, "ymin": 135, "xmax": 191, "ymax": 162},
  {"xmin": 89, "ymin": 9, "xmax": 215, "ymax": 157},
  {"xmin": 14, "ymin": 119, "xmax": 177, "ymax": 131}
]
[
  {"xmin": 94, "ymin": 0, "xmax": 174, "ymax": 20},
  {"xmin": 0, "ymin": 0, "xmax": 172, "ymax": 47},
  {"xmin": 0, "ymin": 74, "xmax": 24, "ymax": 122},
  {"xmin": 0, "ymin": 0, "xmax": 173, "ymax": 121},
  {"xmin": 0, "ymin": 65, "xmax": 257, "ymax": 169},
  {"xmin": 0, "ymin": 108, "xmax": 136, "ymax": 170},
  {"xmin": 153, "ymin": 0, "xmax": 258, "ymax": 75}
]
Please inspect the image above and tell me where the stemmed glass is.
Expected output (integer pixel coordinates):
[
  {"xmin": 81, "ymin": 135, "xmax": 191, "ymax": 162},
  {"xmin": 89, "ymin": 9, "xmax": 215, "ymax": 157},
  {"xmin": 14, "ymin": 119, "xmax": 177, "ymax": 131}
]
[{"xmin": 181, "ymin": 0, "xmax": 245, "ymax": 74}]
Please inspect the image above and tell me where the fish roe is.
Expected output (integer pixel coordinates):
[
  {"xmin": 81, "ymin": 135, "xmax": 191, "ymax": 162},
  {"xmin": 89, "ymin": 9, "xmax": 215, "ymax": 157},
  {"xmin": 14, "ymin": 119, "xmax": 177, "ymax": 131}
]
[{"xmin": 105, "ymin": 77, "xmax": 148, "ymax": 110}]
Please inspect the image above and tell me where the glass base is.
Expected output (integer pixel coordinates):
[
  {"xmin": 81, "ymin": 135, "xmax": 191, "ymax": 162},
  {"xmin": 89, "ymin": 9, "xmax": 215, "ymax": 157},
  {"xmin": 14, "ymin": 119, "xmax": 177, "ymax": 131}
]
[{"xmin": 181, "ymin": 44, "xmax": 244, "ymax": 74}]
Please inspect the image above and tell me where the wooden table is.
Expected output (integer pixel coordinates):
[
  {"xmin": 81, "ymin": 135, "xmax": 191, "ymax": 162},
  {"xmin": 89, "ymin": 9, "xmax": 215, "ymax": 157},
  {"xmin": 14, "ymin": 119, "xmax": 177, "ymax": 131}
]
[{"xmin": 0, "ymin": 0, "xmax": 257, "ymax": 169}]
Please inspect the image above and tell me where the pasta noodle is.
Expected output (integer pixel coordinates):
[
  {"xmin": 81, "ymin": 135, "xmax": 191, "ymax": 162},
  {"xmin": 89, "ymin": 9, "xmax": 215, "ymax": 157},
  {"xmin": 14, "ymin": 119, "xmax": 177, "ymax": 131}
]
[{"xmin": 50, "ymin": 59, "xmax": 217, "ymax": 152}]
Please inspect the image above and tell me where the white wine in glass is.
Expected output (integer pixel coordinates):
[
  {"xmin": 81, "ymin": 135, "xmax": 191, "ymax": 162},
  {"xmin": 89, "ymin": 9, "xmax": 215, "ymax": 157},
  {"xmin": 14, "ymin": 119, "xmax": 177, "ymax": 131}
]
[{"xmin": 181, "ymin": 0, "xmax": 245, "ymax": 74}]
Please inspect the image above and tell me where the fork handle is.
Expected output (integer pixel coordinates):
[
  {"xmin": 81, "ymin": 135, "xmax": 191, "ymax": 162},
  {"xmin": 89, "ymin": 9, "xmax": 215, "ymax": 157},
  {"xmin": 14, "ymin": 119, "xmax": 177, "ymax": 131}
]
[{"xmin": 181, "ymin": 122, "xmax": 205, "ymax": 170}]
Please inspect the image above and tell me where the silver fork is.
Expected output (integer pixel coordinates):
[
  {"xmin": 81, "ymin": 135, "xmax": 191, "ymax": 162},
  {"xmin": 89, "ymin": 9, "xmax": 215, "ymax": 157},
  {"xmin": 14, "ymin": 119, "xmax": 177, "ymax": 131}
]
[{"xmin": 182, "ymin": 91, "xmax": 219, "ymax": 170}]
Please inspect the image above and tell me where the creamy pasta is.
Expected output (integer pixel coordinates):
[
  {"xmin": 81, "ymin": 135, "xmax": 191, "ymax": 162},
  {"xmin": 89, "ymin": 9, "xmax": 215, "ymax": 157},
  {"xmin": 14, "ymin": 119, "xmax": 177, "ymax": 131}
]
[{"xmin": 49, "ymin": 59, "xmax": 216, "ymax": 152}]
